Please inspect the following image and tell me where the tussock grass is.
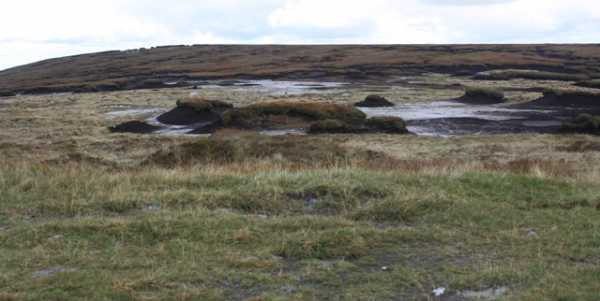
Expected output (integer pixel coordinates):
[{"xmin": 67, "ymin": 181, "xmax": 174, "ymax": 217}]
[{"xmin": 1, "ymin": 159, "xmax": 600, "ymax": 300}]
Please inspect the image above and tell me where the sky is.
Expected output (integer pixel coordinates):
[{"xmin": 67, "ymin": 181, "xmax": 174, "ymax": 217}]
[{"xmin": 1, "ymin": 0, "xmax": 599, "ymax": 70}]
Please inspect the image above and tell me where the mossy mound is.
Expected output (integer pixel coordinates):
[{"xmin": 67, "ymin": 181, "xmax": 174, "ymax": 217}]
[
  {"xmin": 458, "ymin": 87, "xmax": 506, "ymax": 104},
  {"xmin": 562, "ymin": 114, "xmax": 600, "ymax": 134},
  {"xmin": 109, "ymin": 121, "xmax": 161, "ymax": 134},
  {"xmin": 355, "ymin": 95, "xmax": 395, "ymax": 107},
  {"xmin": 223, "ymin": 101, "xmax": 367, "ymax": 129},
  {"xmin": 364, "ymin": 116, "xmax": 408, "ymax": 134}
]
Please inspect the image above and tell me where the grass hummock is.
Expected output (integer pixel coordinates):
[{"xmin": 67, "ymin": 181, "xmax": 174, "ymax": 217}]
[
  {"xmin": 176, "ymin": 96, "xmax": 234, "ymax": 111},
  {"xmin": 458, "ymin": 87, "xmax": 506, "ymax": 104}
]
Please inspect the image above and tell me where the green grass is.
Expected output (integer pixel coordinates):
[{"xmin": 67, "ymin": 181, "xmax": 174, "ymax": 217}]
[{"xmin": 1, "ymin": 161, "xmax": 600, "ymax": 300}]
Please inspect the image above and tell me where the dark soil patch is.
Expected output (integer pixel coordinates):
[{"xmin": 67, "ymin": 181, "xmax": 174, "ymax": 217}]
[
  {"xmin": 156, "ymin": 106, "xmax": 222, "ymax": 126},
  {"xmin": 109, "ymin": 121, "xmax": 161, "ymax": 134},
  {"xmin": 520, "ymin": 89, "xmax": 600, "ymax": 108}
]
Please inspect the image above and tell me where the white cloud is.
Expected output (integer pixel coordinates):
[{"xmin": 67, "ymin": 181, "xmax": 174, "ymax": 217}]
[{"xmin": 1, "ymin": 0, "xmax": 600, "ymax": 70}]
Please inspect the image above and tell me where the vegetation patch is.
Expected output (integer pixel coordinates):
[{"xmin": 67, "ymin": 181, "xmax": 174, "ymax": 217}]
[
  {"xmin": 308, "ymin": 119, "xmax": 356, "ymax": 134},
  {"xmin": 176, "ymin": 96, "xmax": 234, "ymax": 111},
  {"xmin": 143, "ymin": 134, "xmax": 389, "ymax": 168},
  {"xmin": 364, "ymin": 116, "xmax": 408, "ymax": 134},
  {"xmin": 222, "ymin": 101, "xmax": 366, "ymax": 129},
  {"xmin": 309, "ymin": 117, "xmax": 408, "ymax": 134},
  {"xmin": 276, "ymin": 228, "xmax": 370, "ymax": 259},
  {"xmin": 562, "ymin": 114, "xmax": 600, "ymax": 134},
  {"xmin": 458, "ymin": 87, "xmax": 506, "ymax": 104}
]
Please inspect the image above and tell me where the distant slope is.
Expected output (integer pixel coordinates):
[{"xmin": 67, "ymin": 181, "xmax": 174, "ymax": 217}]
[{"xmin": 1, "ymin": 44, "xmax": 600, "ymax": 95}]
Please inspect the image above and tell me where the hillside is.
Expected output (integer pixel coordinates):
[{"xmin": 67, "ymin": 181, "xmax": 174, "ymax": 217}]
[{"xmin": 2, "ymin": 44, "xmax": 600, "ymax": 95}]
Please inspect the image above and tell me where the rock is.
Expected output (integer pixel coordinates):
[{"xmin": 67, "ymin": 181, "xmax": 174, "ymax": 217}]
[
  {"xmin": 109, "ymin": 121, "xmax": 162, "ymax": 134},
  {"xmin": 355, "ymin": 95, "xmax": 395, "ymax": 107},
  {"xmin": 433, "ymin": 287, "xmax": 446, "ymax": 297}
]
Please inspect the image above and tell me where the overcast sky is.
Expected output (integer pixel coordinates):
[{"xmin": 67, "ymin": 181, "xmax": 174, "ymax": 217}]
[{"xmin": 1, "ymin": 0, "xmax": 599, "ymax": 70}]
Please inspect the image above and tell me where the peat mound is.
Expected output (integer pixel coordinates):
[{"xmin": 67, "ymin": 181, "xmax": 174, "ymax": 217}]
[
  {"xmin": 354, "ymin": 95, "xmax": 395, "ymax": 107},
  {"xmin": 223, "ymin": 101, "xmax": 367, "ymax": 129},
  {"xmin": 456, "ymin": 87, "xmax": 506, "ymax": 105},
  {"xmin": 109, "ymin": 121, "xmax": 161, "ymax": 134},
  {"xmin": 157, "ymin": 97, "xmax": 233, "ymax": 125}
]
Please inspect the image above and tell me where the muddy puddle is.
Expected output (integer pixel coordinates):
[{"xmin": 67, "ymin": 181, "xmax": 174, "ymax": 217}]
[{"xmin": 359, "ymin": 101, "xmax": 560, "ymax": 136}]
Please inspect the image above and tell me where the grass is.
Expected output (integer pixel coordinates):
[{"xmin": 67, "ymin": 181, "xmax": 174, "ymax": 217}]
[
  {"xmin": 1, "ymin": 160, "xmax": 600, "ymax": 300},
  {"xmin": 2, "ymin": 80, "xmax": 600, "ymax": 300}
]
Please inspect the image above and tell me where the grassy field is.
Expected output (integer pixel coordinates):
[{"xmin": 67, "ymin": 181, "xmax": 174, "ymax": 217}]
[{"xmin": 1, "ymin": 77, "xmax": 600, "ymax": 300}]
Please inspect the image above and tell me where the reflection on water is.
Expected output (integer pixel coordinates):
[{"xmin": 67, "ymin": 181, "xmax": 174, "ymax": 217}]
[{"xmin": 358, "ymin": 101, "xmax": 547, "ymax": 121}]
